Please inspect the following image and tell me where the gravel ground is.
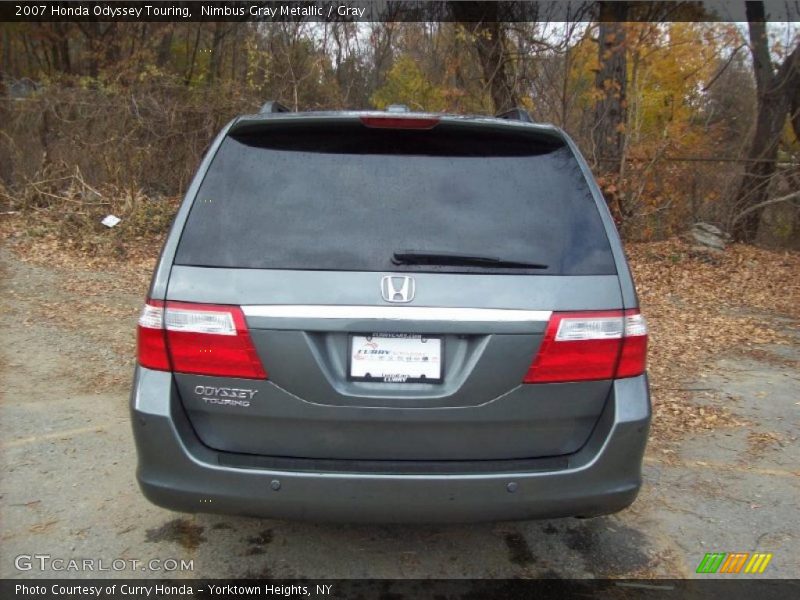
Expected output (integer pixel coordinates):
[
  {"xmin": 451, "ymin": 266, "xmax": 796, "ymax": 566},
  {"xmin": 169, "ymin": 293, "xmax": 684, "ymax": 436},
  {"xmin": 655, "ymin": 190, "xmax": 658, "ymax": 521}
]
[{"xmin": 0, "ymin": 246, "xmax": 798, "ymax": 580}]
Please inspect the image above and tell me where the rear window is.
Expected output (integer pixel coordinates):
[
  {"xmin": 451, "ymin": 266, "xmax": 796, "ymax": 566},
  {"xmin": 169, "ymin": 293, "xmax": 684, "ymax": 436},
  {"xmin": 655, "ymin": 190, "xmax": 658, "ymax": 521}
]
[{"xmin": 174, "ymin": 122, "xmax": 616, "ymax": 275}]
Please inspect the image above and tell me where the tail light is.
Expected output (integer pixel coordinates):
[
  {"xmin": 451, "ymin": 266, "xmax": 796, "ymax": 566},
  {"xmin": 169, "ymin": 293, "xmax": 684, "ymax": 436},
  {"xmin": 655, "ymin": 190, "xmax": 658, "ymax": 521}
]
[
  {"xmin": 360, "ymin": 116, "xmax": 439, "ymax": 129},
  {"xmin": 523, "ymin": 309, "xmax": 647, "ymax": 383},
  {"xmin": 137, "ymin": 300, "xmax": 267, "ymax": 379}
]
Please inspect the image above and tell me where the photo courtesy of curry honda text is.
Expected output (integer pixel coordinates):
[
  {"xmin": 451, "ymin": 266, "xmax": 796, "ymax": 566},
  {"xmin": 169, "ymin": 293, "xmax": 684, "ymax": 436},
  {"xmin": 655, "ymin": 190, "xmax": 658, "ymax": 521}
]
[{"xmin": 130, "ymin": 103, "xmax": 650, "ymax": 523}]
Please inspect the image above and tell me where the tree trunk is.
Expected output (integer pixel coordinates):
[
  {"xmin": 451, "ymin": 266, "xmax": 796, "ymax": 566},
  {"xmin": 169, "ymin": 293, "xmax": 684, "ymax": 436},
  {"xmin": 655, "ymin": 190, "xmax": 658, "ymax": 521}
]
[
  {"xmin": 732, "ymin": 89, "xmax": 791, "ymax": 240},
  {"xmin": 155, "ymin": 24, "xmax": 174, "ymax": 68},
  {"xmin": 731, "ymin": 1, "xmax": 800, "ymax": 241},
  {"xmin": 592, "ymin": 1, "xmax": 628, "ymax": 174},
  {"xmin": 185, "ymin": 24, "xmax": 202, "ymax": 86},
  {"xmin": 1, "ymin": 29, "xmax": 10, "ymax": 77},
  {"xmin": 473, "ymin": 19, "xmax": 519, "ymax": 112},
  {"xmin": 52, "ymin": 23, "xmax": 71, "ymax": 73},
  {"xmin": 77, "ymin": 22, "xmax": 101, "ymax": 78},
  {"xmin": 207, "ymin": 22, "xmax": 227, "ymax": 85},
  {"xmin": 230, "ymin": 26, "xmax": 240, "ymax": 81},
  {"xmin": 451, "ymin": 2, "xmax": 520, "ymax": 113}
]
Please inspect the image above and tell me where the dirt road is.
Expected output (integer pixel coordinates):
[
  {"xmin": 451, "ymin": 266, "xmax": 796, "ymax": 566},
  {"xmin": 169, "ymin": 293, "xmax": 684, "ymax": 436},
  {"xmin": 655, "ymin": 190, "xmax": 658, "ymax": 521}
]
[{"xmin": 1, "ymin": 246, "xmax": 798, "ymax": 579}]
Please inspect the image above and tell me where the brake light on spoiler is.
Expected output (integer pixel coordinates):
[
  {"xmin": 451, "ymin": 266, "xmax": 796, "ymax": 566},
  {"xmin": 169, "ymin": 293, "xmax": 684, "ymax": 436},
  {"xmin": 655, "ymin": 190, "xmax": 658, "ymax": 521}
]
[
  {"xmin": 523, "ymin": 310, "xmax": 648, "ymax": 383},
  {"xmin": 360, "ymin": 116, "xmax": 440, "ymax": 129},
  {"xmin": 137, "ymin": 301, "xmax": 267, "ymax": 379}
]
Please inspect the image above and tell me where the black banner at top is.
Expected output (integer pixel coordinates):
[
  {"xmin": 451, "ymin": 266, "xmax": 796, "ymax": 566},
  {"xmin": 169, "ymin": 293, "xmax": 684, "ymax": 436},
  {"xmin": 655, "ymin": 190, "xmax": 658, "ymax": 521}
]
[{"xmin": 2, "ymin": 1, "xmax": 800, "ymax": 23}]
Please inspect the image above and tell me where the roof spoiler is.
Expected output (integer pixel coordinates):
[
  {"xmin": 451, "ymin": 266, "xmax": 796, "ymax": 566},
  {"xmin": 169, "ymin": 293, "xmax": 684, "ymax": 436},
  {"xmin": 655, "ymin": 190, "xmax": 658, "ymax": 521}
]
[
  {"xmin": 495, "ymin": 108, "xmax": 533, "ymax": 123},
  {"xmin": 259, "ymin": 101, "xmax": 291, "ymax": 114}
]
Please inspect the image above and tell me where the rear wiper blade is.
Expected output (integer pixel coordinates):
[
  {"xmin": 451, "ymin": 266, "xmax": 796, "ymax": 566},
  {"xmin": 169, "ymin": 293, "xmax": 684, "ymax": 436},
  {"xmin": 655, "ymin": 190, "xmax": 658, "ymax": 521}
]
[{"xmin": 392, "ymin": 250, "xmax": 548, "ymax": 269}]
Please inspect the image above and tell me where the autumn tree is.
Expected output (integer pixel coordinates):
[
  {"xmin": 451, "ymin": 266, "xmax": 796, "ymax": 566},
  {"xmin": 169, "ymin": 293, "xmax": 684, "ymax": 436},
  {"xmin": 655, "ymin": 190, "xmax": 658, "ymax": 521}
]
[
  {"xmin": 730, "ymin": 1, "xmax": 800, "ymax": 241},
  {"xmin": 450, "ymin": 2, "xmax": 520, "ymax": 113},
  {"xmin": 371, "ymin": 55, "xmax": 447, "ymax": 111},
  {"xmin": 592, "ymin": 1, "xmax": 629, "ymax": 174},
  {"xmin": 3, "ymin": 12, "xmax": 799, "ymax": 247}
]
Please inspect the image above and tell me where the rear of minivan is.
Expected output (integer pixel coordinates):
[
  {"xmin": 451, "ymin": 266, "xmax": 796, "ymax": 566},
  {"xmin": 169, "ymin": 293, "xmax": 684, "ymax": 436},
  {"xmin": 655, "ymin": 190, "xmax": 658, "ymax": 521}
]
[{"xmin": 130, "ymin": 110, "xmax": 650, "ymax": 522}]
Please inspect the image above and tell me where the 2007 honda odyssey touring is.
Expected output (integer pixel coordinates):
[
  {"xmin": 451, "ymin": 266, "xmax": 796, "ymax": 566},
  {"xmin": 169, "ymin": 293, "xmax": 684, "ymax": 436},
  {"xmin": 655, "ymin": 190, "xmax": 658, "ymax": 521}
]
[{"xmin": 131, "ymin": 103, "xmax": 650, "ymax": 522}]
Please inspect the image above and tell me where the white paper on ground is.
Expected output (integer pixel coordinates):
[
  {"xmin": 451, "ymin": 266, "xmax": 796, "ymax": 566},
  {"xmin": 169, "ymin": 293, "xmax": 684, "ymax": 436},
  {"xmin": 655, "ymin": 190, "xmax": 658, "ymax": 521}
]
[{"xmin": 101, "ymin": 215, "xmax": 121, "ymax": 228}]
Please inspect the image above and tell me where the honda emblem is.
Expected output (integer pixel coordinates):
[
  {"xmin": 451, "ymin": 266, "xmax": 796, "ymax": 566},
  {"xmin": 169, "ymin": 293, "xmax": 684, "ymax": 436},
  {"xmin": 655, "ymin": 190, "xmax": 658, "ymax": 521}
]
[{"xmin": 381, "ymin": 275, "xmax": 415, "ymax": 303}]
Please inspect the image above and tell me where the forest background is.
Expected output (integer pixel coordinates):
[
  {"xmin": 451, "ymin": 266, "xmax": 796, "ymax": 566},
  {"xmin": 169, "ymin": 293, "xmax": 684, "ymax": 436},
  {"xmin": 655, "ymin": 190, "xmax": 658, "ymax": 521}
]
[{"xmin": 1, "ymin": 1, "xmax": 799, "ymax": 253}]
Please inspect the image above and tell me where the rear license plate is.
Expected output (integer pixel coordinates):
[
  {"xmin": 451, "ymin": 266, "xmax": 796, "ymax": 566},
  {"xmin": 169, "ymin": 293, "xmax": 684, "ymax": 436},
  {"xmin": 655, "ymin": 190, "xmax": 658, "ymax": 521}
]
[{"xmin": 349, "ymin": 334, "xmax": 443, "ymax": 383}]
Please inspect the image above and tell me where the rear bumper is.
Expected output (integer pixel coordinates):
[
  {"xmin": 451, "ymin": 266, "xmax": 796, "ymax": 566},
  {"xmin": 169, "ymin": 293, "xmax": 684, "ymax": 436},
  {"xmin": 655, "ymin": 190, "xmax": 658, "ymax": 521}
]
[{"xmin": 130, "ymin": 368, "xmax": 650, "ymax": 523}]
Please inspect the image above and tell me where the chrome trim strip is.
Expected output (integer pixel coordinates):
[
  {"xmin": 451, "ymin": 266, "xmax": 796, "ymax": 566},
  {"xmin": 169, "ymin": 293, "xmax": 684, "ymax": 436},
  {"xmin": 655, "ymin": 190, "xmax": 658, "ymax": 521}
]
[{"xmin": 241, "ymin": 305, "xmax": 552, "ymax": 322}]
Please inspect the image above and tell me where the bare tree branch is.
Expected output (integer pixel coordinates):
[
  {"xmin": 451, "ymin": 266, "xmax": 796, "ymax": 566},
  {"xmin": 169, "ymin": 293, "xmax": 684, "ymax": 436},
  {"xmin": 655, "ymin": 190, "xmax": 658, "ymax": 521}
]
[{"xmin": 732, "ymin": 190, "xmax": 800, "ymax": 225}]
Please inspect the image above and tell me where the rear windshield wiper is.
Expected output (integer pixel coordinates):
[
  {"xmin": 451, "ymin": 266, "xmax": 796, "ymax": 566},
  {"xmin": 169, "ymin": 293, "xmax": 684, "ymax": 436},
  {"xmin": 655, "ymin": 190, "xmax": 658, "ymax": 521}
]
[{"xmin": 392, "ymin": 250, "xmax": 548, "ymax": 269}]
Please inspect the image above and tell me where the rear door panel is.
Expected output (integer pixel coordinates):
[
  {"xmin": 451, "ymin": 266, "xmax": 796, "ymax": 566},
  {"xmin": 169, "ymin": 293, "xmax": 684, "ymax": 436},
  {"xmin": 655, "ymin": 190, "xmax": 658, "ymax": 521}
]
[{"xmin": 167, "ymin": 268, "xmax": 622, "ymax": 460}]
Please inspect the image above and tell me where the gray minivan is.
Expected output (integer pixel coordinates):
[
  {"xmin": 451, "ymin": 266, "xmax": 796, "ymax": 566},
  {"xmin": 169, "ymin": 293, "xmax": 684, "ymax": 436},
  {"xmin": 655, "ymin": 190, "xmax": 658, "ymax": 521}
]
[{"xmin": 131, "ymin": 105, "xmax": 650, "ymax": 522}]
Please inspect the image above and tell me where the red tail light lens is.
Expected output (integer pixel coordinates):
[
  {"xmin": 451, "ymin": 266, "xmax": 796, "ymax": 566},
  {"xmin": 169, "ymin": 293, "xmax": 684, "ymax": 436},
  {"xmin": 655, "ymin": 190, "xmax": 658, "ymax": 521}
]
[
  {"xmin": 360, "ymin": 116, "xmax": 440, "ymax": 129},
  {"xmin": 523, "ymin": 310, "xmax": 647, "ymax": 383},
  {"xmin": 136, "ymin": 300, "xmax": 267, "ymax": 380}
]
